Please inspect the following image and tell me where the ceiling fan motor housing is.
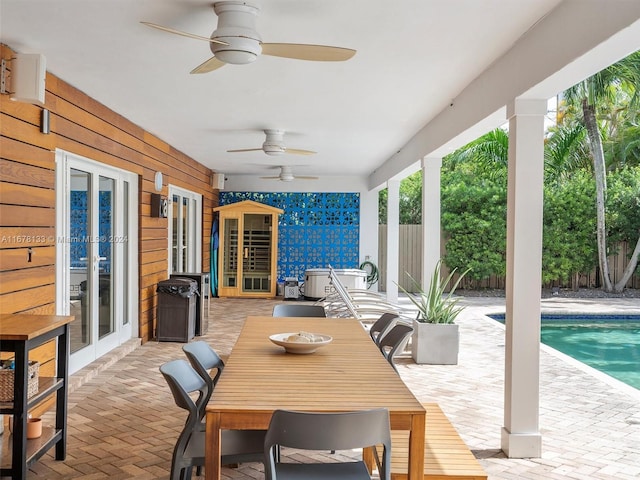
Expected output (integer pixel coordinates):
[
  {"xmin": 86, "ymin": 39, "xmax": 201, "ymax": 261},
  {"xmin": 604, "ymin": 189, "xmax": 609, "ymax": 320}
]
[
  {"xmin": 279, "ymin": 166, "xmax": 295, "ymax": 182},
  {"xmin": 263, "ymin": 129, "xmax": 286, "ymax": 155},
  {"xmin": 211, "ymin": 1, "xmax": 262, "ymax": 64}
]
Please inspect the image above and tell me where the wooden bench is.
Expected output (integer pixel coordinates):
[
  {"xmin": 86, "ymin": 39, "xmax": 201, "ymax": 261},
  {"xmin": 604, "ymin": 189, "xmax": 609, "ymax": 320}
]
[{"xmin": 389, "ymin": 403, "xmax": 487, "ymax": 480}]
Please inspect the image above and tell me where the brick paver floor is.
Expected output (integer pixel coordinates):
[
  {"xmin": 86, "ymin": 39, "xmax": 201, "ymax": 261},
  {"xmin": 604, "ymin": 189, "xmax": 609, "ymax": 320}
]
[{"xmin": 24, "ymin": 295, "xmax": 640, "ymax": 479}]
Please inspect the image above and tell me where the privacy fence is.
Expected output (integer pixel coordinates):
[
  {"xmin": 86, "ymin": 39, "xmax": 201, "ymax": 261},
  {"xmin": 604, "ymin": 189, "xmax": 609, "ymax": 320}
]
[{"xmin": 378, "ymin": 225, "xmax": 639, "ymax": 292}]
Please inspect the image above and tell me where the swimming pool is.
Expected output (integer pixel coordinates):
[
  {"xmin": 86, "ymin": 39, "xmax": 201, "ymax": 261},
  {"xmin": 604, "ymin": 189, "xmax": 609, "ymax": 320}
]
[{"xmin": 489, "ymin": 314, "xmax": 640, "ymax": 390}]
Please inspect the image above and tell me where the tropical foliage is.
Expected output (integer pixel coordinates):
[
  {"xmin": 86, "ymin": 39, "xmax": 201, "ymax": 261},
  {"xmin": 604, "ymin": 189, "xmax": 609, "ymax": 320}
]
[
  {"xmin": 542, "ymin": 170, "xmax": 597, "ymax": 284},
  {"xmin": 440, "ymin": 158, "xmax": 506, "ymax": 282},
  {"xmin": 379, "ymin": 51, "xmax": 640, "ymax": 292},
  {"xmin": 562, "ymin": 50, "xmax": 640, "ymax": 291},
  {"xmin": 378, "ymin": 172, "xmax": 422, "ymax": 224}
]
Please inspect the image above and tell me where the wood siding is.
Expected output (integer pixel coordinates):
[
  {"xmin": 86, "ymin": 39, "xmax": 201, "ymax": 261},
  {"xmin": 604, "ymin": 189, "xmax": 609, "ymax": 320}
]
[{"xmin": 0, "ymin": 44, "xmax": 220, "ymax": 345}]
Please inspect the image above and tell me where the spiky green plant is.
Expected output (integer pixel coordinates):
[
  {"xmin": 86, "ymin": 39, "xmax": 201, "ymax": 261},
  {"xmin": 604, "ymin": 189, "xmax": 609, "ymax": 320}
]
[{"xmin": 397, "ymin": 261, "xmax": 470, "ymax": 324}]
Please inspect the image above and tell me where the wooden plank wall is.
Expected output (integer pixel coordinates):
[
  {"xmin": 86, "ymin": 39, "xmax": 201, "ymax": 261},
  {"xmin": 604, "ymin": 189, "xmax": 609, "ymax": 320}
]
[{"xmin": 0, "ymin": 44, "xmax": 219, "ymax": 343}]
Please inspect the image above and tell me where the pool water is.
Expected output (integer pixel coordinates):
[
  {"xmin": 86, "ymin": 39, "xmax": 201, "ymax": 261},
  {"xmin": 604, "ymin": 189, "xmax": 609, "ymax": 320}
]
[{"xmin": 490, "ymin": 314, "xmax": 640, "ymax": 390}]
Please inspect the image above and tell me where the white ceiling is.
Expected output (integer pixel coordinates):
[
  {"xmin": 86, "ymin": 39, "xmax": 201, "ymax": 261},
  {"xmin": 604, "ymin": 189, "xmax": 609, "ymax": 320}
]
[{"xmin": 2, "ymin": 0, "xmax": 639, "ymax": 189}]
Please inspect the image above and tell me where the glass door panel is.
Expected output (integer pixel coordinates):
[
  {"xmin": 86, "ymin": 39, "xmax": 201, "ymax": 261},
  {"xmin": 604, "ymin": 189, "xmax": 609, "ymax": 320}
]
[
  {"xmin": 98, "ymin": 176, "xmax": 114, "ymax": 339},
  {"xmin": 223, "ymin": 218, "xmax": 238, "ymax": 288},
  {"xmin": 68, "ymin": 171, "xmax": 118, "ymax": 358},
  {"xmin": 69, "ymin": 169, "xmax": 90, "ymax": 354},
  {"xmin": 172, "ymin": 193, "xmax": 179, "ymax": 272},
  {"xmin": 242, "ymin": 214, "xmax": 272, "ymax": 293},
  {"xmin": 181, "ymin": 197, "xmax": 189, "ymax": 270}
]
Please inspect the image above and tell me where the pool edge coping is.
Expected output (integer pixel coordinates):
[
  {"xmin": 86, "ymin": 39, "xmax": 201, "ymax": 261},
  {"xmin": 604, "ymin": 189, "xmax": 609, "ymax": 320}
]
[{"xmin": 477, "ymin": 311, "xmax": 640, "ymax": 402}]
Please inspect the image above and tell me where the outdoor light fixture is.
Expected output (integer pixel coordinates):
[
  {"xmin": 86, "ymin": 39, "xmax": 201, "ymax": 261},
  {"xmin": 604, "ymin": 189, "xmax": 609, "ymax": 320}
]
[
  {"xmin": 213, "ymin": 48, "xmax": 259, "ymax": 65},
  {"xmin": 154, "ymin": 171, "xmax": 163, "ymax": 192}
]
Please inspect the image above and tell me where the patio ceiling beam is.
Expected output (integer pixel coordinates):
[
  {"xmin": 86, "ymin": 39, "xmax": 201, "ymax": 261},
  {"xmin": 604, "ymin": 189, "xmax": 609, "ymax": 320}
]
[{"xmin": 368, "ymin": 0, "xmax": 640, "ymax": 190}]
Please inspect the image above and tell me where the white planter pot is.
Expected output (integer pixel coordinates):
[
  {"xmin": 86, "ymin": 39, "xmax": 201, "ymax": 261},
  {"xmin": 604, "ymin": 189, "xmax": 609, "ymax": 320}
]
[{"xmin": 411, "ymin": 321, "xmax": 459, "ymax": 365}]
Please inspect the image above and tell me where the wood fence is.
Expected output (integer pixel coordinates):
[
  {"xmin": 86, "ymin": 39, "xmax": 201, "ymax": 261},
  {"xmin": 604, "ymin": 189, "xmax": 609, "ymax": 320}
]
[{"xmin": 378, "ymin": 225, "xmax": 639, "ymax": 292}]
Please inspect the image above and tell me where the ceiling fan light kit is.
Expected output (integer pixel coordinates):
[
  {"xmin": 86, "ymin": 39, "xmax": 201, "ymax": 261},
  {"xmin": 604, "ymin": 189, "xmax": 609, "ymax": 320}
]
[
  {"xmin": 262, "ymin": 144, "xmax": 285, "ymax": 155},
  {"xmin": 214, "ymin": 46, "xmax": 259, "ymax": 65}
]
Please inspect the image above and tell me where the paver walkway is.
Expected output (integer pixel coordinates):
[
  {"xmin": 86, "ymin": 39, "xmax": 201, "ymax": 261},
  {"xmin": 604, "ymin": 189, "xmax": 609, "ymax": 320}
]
[{"xmin": 25, "ymin": 295, "xmax": 640, "ymax": 479}]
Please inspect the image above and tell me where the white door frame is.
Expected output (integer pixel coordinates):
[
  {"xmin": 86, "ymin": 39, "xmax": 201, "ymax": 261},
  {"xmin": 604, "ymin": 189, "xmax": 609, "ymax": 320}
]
[
  {"xmin": 168, "ymin": 185, "xmax": 202, "ymax": 273},
  {"xmin": 55, "ymin": 150, "xmax": 139, "ymax": 375}
]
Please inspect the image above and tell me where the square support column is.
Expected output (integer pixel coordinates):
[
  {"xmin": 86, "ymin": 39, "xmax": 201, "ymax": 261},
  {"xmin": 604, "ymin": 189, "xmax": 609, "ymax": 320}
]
[
  {"xmin": 386, "ymin": 179, "xmax": 400, "ymax": 303},
  {"xmin": 421, "ymin": 157, "xmax": 442, "ymax": 288},
  {"xmin": 360, "ymin": 188, "xmax": 381, "ymax": 292},
  {"xmin": 501, "ymin": 98, "xmax": 547, "ymax": 458}
]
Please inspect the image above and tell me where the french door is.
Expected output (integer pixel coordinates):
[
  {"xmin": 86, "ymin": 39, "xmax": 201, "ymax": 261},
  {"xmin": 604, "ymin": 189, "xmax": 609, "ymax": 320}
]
[
  {"xmin": 168, "ymin": 185, "xmax": 202, "ymax": 273},
  {"xmin": 56, "ymin": 151, "xmax": 138, "ymax": 375}
]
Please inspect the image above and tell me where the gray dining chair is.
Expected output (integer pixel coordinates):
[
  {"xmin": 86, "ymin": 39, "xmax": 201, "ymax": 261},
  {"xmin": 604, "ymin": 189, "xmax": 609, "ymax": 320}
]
[
  {"xmin": 378, "ymin": 324, "xmax": 413, "ymax": 373},
  {"xmin": 369, "ymin": 312, "xmax": 399, "ymax": 346},
  {"xmin": 183, "ymin": 340, "xmax": 280, "ymax": 462},
  {"xmin": 160, "ymin": 359, "xmax": 265, "ymax": 480},
  {"xmin": 272, "ymin": 303, "xmax": 327, "ymax": 317},
  {"xmin": 264, "ymin": 408, "xmax": 391, "ymax": 480},
  {"xmin": 182, "ymin": 340, "xmax": 224, "ymax": 422}
]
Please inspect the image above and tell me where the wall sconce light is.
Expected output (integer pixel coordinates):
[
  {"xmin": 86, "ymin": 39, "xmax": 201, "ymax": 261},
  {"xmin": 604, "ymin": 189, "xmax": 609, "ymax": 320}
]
[
  {"xmin": 41, "ymin": 109, "xmax": 50, "ymax": 134},
  {"xmin": 154, "ymin": 171, "xmax": 163, "ymax": 192}
]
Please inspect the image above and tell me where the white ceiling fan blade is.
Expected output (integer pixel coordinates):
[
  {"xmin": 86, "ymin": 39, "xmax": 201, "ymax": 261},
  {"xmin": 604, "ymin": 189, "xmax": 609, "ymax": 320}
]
[
  {"xmin": 261, "ymin": 43, "xmax": 356, "ymax": 62},
  {"xmin": 295, "ymin": 175, "xmax": 319, "ymax": 180},
  {"xmin": 140, "ymin": 22, "xmax": 228, "ymax": 45},
  {"xmin": 191, "ymin": 56, "xmax": 226, "ymax": 74},
  {"xmin": 227, "ymin": 147, "xmax": 263, "ymax": 153},
  {"xmin": 284, "ymin": 148, "xmax": 316, "ymax": 155}
]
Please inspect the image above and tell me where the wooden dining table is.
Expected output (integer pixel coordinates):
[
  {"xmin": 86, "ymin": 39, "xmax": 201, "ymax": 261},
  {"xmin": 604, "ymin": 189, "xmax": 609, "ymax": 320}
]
[{"xmin": 205, "ymin": 316, "xmax": 425, "ymax": 480}]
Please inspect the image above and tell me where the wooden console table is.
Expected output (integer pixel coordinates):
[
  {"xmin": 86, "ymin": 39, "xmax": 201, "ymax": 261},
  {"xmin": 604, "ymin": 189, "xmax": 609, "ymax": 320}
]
[{"xmin": 0, "ymin": 314, "xmax": 73, "ymax": 479}]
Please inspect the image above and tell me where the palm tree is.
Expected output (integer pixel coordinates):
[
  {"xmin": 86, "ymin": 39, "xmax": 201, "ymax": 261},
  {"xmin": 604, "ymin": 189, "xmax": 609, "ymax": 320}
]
[
  {"xmin": 543, "ymin": 122, "xmax": 589, "ymax": 182},
  {"xmin": 563, "ymin": 51, "xmax": 640, "ymax": 292},
  {"xmin": 446, "ymin": 128, "xmax": 509, "ymax": 182}
]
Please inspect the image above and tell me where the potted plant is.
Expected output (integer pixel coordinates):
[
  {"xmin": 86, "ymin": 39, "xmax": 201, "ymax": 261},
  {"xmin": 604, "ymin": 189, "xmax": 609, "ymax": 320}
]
[{"xmin": 398, "ymin": 260, "xmax": 469, "ymax": 365}]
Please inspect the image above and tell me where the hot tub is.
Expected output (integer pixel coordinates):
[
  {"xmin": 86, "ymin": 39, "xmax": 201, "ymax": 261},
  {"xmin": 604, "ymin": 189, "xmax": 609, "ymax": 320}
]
[{"xmin": 303, "ymin": 268, "xmax": 367, "ymax": 300}]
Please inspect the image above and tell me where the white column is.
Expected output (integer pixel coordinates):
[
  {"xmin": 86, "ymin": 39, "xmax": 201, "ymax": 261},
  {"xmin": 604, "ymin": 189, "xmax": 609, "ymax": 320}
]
[
  {"xmin": 501, "ymin": 98, "xmax": 547, "ymax": 458},
  {"xmin": 386, "ymin": 179, "xmax": 400, "ymax": 303},
  {"xmin": 421, "ymin": 157, "xmax": 442, "ymax": 288},
  {"xmin": 359, "ymin": 188, "xmax": 380, "ymax": 292}
]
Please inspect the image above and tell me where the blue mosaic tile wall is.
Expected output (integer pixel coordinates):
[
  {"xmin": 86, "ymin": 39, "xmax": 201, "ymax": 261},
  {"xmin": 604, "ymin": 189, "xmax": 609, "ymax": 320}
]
[
  {"xmin": 220, "ymin": 192, "xmax": 360, "ymax": 282},
  {"xmin": 70, "ymin": 191, "xmax": 112, "ymax": 272}
]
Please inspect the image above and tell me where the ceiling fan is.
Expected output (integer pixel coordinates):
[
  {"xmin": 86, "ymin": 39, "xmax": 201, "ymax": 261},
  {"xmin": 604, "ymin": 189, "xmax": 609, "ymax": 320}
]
[
  {"xmin": 141, "ymin": 1, "xmax": 356, "ymax": 74},
  {"xmin": 228, "ymin": 129, "xmax": 316, "ymax": 156},
  {"xmin": 261, "ymin": 166, "xmax": 318, "ymax": 182}
]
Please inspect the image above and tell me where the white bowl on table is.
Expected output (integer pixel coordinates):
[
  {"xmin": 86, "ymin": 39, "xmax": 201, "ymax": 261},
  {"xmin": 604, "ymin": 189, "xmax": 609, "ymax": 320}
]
[{"xmin": 269, "ymin": 332, "xmax": 333, "ymax": 354}]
